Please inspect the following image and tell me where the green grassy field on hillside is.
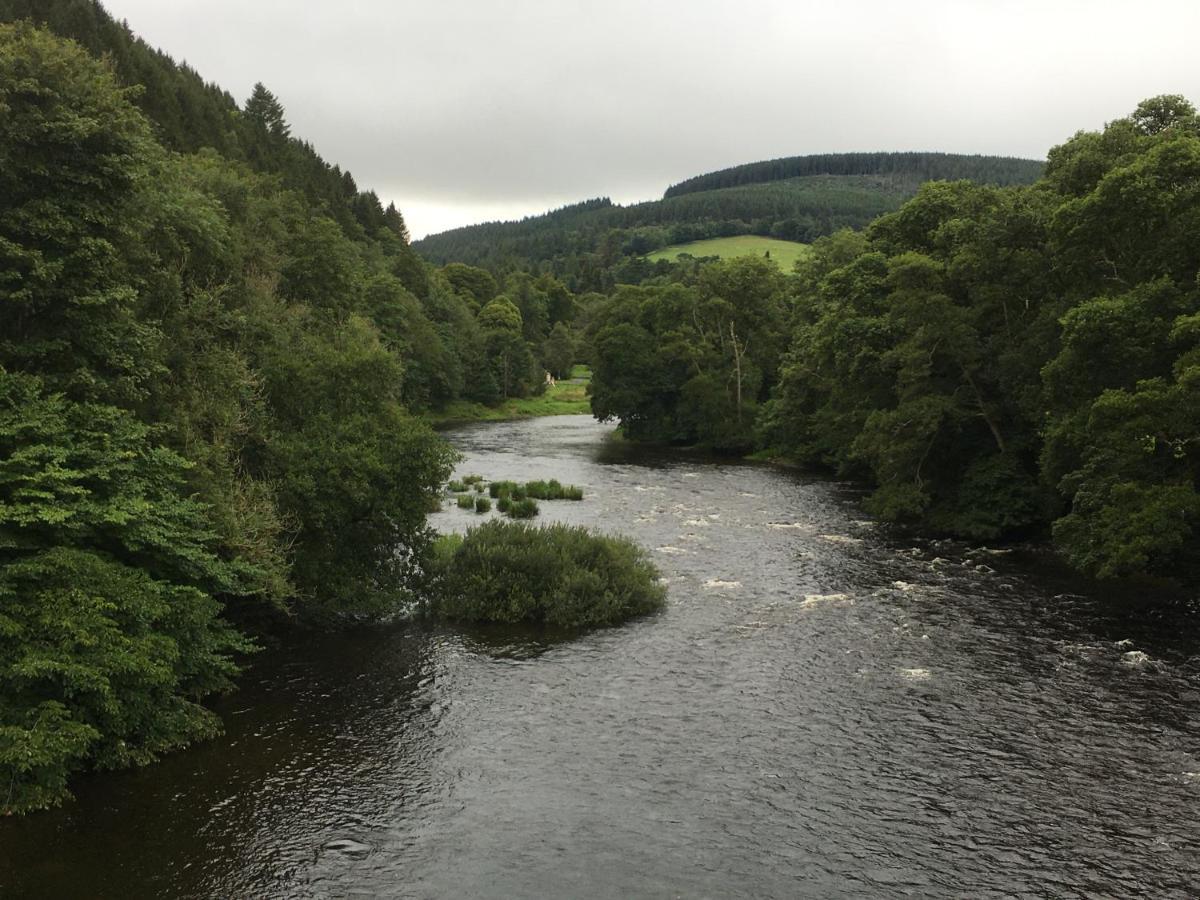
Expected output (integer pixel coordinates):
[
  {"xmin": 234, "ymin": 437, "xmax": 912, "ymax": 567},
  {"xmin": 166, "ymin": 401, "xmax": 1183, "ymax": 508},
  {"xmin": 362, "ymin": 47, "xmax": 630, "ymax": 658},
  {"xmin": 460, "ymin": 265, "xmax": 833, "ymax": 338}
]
[{"xmin": 646, "ymin": 236, "xmax": 811, "ymax": 270}]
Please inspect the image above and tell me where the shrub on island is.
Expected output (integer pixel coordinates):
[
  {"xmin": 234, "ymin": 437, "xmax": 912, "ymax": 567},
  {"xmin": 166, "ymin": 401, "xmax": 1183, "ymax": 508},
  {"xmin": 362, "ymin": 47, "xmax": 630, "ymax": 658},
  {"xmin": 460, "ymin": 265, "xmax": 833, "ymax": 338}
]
[
  {"xmin": 488, "ymin": 478, "xmax": 584, "ymax": 501},
  {"xmin": 429, "ymin": 520, "xmax": 666, "ymax": 628},
  {"xmin": 524, "ymin": 479, "xmax": 584, "ymax": 500},
  {"xmin": 488, "ymin": 480, "xmax": 516, "ymax": 498},
  {"xmin": 505, "ymin": 497, "xmax": 539, "ymax": 518}
]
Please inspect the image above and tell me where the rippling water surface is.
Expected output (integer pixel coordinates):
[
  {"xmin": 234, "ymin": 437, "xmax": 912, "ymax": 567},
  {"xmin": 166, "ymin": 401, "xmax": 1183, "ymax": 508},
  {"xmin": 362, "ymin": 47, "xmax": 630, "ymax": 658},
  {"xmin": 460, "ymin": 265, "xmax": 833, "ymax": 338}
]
[{"xmin": 4, "ymin": 415, "xmax": 1200, "ymax": 898}]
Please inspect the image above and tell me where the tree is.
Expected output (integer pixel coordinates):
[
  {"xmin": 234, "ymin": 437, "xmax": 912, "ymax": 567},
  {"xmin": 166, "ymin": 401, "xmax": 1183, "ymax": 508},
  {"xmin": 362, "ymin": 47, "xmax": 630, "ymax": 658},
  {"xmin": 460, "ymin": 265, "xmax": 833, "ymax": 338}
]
[
  {"xmin": 1130, "ymin": 94, "xmax": 1197, "ymax": 136},
  {"xmin": 542, "ymin": 322, "xmax": 576, "ymax": 379},
  {"xmin": 383, "ymin": 202, "xmax": 411, "ymax": 244},
  {"xmin": 243, "ymin": 82, "xmax": 290, "ymax": 139},
  {"xmin": 259, "ymin": 314, "xmax": 457, "ymax": 616},
  {"xmin": 0, "ymin": 372, "xmax": 256, "ymax": 813},
  {"xmin": 479, "ymin": 296, "xmax": 523, "ymax": 333},
  {"xmin": 442, "ymin": 262, "xmax": 497, "ymax": 309},
  {"xmin": 0, "ymin": 21, "xmax": 161, "ymax": 405}
]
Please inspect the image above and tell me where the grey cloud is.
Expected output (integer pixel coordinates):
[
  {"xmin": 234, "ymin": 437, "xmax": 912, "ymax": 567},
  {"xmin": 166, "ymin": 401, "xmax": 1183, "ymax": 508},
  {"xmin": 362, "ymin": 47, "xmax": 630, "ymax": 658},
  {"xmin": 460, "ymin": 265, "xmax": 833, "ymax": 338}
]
[{"xmin": 105, "ymin": 0, "xmax": 1200, "ymax": 237}]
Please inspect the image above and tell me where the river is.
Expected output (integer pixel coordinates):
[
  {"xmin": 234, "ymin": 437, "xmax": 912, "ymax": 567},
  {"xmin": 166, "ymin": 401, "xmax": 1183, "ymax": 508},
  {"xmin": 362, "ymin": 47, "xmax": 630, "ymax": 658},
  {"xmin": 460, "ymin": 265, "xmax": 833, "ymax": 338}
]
[{"xmin": 2, "ymin": 415, "xmax": 1199, "ymax": 898}]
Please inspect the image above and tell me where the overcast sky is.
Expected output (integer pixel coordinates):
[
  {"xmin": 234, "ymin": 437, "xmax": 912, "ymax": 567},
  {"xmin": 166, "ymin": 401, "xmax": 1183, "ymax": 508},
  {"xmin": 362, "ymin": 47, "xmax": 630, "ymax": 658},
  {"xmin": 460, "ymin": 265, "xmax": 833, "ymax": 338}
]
[{"xmin": 104, "ymin": 0, "xmax": 1200, "ymax": 239}]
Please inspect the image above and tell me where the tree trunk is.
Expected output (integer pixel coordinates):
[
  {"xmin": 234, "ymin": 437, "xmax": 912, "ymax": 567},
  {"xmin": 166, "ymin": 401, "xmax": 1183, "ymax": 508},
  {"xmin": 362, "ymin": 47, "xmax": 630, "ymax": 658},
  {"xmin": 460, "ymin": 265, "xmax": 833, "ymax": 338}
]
[
  {"xmin": 730, "ymin": 321, "xmax": 743, "ymax": 423},
  {"xmin": 964, "ymin": 369, "xmax": 1005, "ymax": 453}
]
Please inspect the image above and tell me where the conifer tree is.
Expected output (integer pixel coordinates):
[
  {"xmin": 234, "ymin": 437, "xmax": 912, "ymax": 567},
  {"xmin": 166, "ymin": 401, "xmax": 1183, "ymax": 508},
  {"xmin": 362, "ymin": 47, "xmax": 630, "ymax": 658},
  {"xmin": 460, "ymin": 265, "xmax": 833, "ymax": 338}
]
[
  {"xmin": 243, "ymin": 81, "xmax": 289, "ymax": 138},
  {"xmin": 384, "ymin": 202, "xmax": 411, "ymax": 244}
]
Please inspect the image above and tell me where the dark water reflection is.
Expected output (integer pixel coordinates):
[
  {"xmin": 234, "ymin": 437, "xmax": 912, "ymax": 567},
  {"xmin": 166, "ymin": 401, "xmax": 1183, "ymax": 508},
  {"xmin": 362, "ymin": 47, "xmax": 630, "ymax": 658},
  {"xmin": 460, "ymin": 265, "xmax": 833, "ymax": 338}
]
[{"xmin": 3, "ymin": 415, "xmax": 1199, "ymax": 898}]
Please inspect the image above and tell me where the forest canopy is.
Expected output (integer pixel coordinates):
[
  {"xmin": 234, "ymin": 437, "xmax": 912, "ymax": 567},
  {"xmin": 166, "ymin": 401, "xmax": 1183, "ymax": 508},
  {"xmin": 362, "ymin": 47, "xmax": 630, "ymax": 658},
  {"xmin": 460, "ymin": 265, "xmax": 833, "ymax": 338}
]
[
  {"xmin": 0, "ymin": 17, "xmax": 469, "ymax": 813},
  {"xmin": 585, "ymin": 94, "xmax": 1200, "ymax": 585}
]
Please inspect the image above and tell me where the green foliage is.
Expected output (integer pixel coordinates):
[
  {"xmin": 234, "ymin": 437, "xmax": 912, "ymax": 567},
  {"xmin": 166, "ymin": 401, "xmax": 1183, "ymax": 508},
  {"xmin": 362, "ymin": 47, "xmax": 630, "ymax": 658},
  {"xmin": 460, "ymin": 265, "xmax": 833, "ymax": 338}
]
[
  {"xmin": 0, "ymin": 1, "xmax": 406, "ymax": 241},
  {"xmin": 473, "ymin": 296, "xmax": 544, "ymax": 400},
  {"xmin": 1130, "ymin": 95, "xmax": 1197, "ymax": 136},
  {"xmin": 664, "ymin": 151, "xmax": 1045, "ymax": 198},
  {"xmin": 588, "ymin": 257, "xmax": 787, "ymax": 451},
  {"xmin": 259, "ymin": 315, "xmax": 457, "ymax": 616},
  {"xmin": 524, "ymin": 480, "xmax": 584, "ymax": 500},
  {"xmin": 244, "ymin": 82, "xmax": 290, "ymax": 139},
  {"xmin": 0, "ymin": 20, "xmax": 160, "ymax": 406},
  {"xmin": 765, "ymin": 95, "xmax": 1200, "ymax": 581},
  {"xmin": 478, "ymin": 297, "xmax": 524, "ymax": 333},
  {"xmin": 504, "ymin": 498, "xmax": 540, "ymax": 519},
  {"xmin": 424, "ymin": 378, "xmax": 590, "ymax": 425},
  {"xmin": 542, "ymin": 322, "xmax": 577, "ymax": 379},
  {"xmin": 0, "ymin": 16, "xmax": 474, "ymax": 810},
  {"xmin": 428, "ymin": 520, "xmax": 666, "ymax": 628},
  {"xmin": 456, "ymin": 494, "xmax": 475, "ymax": 509},
  {"xmin": 486, "ymin": 479, "xmax": 582, "ymax": 502},
  {"xmin": 0, "ymin": 372, "xmax": 255, "ymax": 813},
  {"xmin": 427, "ymin": 532, "xmax": 463, "ymax": 572},
  {"xmin": 474, "ymin": 496, "xmax": 491, "ymax": 513},
  {"xmin": 767, "ymin": 177, "xmax": 1058, "ymax": 538},
  {"xmin": 441, "ymin": 263, "xmax": 498, "ymax": 309},
  {"xmin": 484, "ymin": 328, "xmax": 539, "ymax": 399}
]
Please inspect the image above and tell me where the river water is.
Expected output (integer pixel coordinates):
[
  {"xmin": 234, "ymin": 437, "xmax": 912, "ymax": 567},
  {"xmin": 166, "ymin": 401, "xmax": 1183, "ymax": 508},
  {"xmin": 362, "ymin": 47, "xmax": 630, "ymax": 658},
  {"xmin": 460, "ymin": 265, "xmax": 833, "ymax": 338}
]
[{"xmin": 3, "ymin": 415, "xmax": 1200, "ymax": 898}]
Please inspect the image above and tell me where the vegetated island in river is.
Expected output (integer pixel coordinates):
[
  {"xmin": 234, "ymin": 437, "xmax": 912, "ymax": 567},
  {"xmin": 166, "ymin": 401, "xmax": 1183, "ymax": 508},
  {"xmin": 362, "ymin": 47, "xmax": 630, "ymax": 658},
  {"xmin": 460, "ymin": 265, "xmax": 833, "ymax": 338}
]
[{"xmin": 425, "ymin": 520, "xmax": 667, "ymax": 629}]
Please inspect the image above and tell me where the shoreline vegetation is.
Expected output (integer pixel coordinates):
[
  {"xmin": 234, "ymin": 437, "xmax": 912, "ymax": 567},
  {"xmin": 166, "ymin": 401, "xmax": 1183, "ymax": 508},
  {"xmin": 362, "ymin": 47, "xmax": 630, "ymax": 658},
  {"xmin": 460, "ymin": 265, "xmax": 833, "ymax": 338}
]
[
  {"xmin": 424, "ymin": 367, "xmax": 591, "ymax": 427},
  {"xmin": 586, "ymin": 95, "xmax": 1200, "ymax": 585}
]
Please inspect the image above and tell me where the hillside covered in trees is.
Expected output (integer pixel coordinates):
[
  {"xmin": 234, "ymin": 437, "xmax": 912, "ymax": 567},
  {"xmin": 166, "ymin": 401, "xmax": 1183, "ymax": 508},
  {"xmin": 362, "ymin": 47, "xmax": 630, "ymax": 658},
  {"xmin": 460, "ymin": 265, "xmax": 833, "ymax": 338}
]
[
  {"xmin": 415, "ymin": 153, "xmax": 1044, "ymax": 291},
  {"xmin": 662, "ymin": 151, "xmax": 1044, "ymax": 197},
  {"xmin": 0, "ymin": 4, "xmax": 594, "ymax": 814},
  {"xmin": 587, "ymin": 94, "xmax": 1200, "ymax": 586},
  {"xmin": 0, "ymin": 0, "xmax": 418, "ymax": 252}
]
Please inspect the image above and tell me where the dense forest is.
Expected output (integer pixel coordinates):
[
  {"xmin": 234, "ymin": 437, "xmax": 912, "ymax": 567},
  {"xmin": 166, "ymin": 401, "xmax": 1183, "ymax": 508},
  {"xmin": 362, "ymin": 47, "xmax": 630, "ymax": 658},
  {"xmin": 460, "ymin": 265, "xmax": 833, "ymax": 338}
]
[
  {"xmin": 415, "ymin": 155, "xmax": 1043, "ymax": 292},
  {"xmin": 0, "ymin": 8, "xmax": 588, "ymax": 814},
  {"xmin": 588, "ymin": 94, "xmax": 1200, "ymax": 584}
]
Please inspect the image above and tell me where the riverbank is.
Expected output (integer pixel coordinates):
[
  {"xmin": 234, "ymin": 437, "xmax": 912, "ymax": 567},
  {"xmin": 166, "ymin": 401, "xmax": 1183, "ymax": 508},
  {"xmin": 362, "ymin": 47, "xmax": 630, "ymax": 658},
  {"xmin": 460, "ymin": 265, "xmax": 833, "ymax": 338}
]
[
  {"xmin": 424, "ymin": 367, "xmax": 592, "ymax": 427},
  {"xmin": 5, "ymin": 414, "xmax": 1198, "ymax": 897}
]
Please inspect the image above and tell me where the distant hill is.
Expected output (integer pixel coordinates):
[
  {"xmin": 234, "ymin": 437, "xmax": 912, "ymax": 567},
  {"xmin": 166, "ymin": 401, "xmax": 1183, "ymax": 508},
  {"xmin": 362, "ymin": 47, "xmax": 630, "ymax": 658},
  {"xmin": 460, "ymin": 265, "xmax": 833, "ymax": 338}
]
[
  {"xmin": 415, "ymin": 153, "xmax": 1044, "ymax": 291},
  {"xmin": 663, "ymin": 151, "xmax": 1045, "ymax": 197}
]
